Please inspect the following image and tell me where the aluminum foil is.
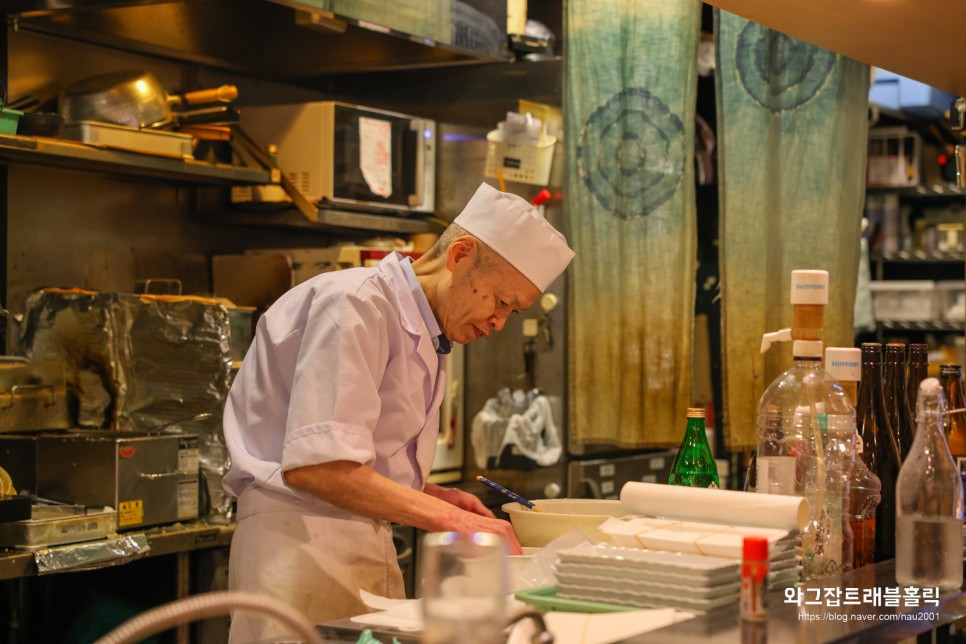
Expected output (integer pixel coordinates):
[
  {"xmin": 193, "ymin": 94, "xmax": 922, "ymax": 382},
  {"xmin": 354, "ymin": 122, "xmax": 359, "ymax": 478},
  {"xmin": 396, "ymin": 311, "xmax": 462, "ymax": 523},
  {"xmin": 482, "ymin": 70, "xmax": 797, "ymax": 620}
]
[
  {"xmin": 18, "ymin": 289, "xmax": 234, "ymax": 523},
  {"xmin": 34, "ymin": 532, "xmax": 149, "ymax": 575}
]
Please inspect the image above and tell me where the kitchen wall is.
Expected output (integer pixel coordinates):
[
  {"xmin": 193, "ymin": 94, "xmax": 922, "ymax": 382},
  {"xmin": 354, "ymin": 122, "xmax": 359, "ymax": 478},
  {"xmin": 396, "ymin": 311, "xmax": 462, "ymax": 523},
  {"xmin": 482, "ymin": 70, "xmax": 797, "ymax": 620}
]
[{"xmin": 4, "ymin": 23, "xmax": 570, "ymax": 488}]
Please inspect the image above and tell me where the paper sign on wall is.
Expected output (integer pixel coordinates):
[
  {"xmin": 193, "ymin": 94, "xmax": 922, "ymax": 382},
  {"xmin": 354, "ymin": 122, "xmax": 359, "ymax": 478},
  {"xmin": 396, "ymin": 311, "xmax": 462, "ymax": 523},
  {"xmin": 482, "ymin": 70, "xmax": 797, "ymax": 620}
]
[{"xmin": 359, "ymin": 116, "xmax": 392, "ymax": 198}]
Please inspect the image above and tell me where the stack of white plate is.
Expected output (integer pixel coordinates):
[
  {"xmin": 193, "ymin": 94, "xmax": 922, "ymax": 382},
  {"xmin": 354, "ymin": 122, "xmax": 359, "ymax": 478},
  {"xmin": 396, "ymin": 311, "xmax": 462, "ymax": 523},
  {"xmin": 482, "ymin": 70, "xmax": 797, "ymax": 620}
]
[
  {"xmin": 554, "ymin": 542, "xmax": 740, "ymax": 612},
  {"xmin": 554, "ymin": 542, "xmax": 800, "ymax": 612}
]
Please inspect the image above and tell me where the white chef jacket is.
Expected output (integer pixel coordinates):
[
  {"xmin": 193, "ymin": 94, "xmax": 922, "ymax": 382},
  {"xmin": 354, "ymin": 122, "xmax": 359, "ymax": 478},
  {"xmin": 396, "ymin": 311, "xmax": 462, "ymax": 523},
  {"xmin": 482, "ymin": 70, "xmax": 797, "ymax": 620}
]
[{"xmin": 222, "ymin": 252, "xmax": 447, "ymax": 640}]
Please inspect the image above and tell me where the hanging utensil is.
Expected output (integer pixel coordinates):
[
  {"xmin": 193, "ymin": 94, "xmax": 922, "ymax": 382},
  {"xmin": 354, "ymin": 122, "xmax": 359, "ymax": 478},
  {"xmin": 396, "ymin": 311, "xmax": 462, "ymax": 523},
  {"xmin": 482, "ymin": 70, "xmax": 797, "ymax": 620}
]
[{"xmin": 58, "ymin": 70, "xmax": 238, "ymax": 130}]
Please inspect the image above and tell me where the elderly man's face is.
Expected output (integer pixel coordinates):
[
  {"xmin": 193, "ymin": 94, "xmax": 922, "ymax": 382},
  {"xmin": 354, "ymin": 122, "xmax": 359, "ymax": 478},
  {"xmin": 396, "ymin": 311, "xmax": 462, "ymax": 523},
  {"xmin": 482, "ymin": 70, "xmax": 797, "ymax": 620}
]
[{"xmin": 439, "ymin": 239, "xmax": 540, "ymax": 344}]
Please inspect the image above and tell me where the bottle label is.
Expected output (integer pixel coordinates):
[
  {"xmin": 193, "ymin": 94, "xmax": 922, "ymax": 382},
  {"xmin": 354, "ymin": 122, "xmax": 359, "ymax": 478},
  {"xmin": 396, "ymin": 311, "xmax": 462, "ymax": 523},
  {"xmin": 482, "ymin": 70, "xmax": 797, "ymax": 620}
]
[
  {"xmin": 756, "ymin": 456, "xmax": 795, "ymax": 495},
  {"xmin": 740, "ymin": 561, "xmax": 769, "ymax": 620},
  {"xmin": 958, "ymin": 458, "xmax": 966, "ymax": 513}
]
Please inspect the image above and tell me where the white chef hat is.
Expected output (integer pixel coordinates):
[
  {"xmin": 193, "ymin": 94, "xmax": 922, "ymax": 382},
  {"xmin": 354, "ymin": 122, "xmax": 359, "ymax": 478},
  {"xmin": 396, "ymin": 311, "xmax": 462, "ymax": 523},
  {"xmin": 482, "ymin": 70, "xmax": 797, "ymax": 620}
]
[{"xmin": 453, "ymin": 183, "xmax": 575, "ymax": 292}]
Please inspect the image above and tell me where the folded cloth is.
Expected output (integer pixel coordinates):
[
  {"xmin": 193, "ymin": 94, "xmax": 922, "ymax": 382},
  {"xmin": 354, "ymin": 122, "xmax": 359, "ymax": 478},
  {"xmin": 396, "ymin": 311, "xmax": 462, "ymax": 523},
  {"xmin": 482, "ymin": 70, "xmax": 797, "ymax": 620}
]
[{"xmin": 470, "ymin": 388, "xmax": 562, "ymax": 468}]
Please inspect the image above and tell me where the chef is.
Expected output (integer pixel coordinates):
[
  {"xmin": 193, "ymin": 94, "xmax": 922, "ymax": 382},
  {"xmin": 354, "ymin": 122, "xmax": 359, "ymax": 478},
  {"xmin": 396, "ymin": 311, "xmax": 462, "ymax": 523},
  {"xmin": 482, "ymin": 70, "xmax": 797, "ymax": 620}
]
[{"xmin": 222, "ymin": 182, "xmax": 575, "ymax": 642}]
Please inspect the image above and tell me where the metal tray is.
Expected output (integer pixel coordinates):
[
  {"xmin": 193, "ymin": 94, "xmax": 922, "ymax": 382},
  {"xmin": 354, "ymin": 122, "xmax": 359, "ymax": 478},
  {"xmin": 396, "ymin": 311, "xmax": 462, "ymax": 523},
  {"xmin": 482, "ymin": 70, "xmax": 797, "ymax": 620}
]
[
  {"xmin": 0, "ymin": 504, "xmax": 116, "ymax": 550},
  {"xmin": 60, "ymin": 120, "xmax": 194, "ymax": 159}
]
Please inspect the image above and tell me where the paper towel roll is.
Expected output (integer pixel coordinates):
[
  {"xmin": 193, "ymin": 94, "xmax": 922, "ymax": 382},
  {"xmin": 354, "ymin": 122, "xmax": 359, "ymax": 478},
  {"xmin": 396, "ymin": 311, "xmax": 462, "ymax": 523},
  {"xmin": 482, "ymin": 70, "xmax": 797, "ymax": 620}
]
[{"xmin": 619, "ymin": 482, "xmax": 808, "ymax": 531}]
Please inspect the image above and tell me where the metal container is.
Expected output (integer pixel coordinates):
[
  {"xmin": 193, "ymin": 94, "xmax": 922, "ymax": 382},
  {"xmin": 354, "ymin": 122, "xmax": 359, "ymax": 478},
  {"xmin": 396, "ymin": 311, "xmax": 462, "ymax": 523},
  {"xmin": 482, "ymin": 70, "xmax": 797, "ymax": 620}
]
[
  {"xmin": 36, "ymin": 431, "xmax": 200, "ymax": 530},
  {"xmin": 0, "ymin": 359, "xmax": 69, "ymax": 433},
  {"xmin": 60, "ymin": 120, "xmax": 194, "ymax": 159},
  {"xmin": 0, "ymin": 504, "xmax": 116, "ymax": 550}
]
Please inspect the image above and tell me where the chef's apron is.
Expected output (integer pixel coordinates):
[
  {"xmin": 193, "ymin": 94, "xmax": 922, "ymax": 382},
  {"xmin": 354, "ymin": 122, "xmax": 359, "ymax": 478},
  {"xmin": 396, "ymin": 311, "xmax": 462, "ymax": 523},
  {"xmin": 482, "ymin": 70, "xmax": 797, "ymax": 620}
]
[{"xmin": 227, "ymin": 487, "xmax": 403, "ymax": 643}]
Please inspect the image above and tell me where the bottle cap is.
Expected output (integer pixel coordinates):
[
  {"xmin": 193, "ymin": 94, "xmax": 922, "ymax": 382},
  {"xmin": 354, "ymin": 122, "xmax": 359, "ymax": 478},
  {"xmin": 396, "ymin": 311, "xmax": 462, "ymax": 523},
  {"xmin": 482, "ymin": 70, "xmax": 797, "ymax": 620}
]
[
  {"xmin": 743, "ymin": 536, "xmax": 769, "ymax": 562},
  {"xmin": 793, "ymin": 340, "xmax": 823, "ymax": 358},
  {"xmin": 790, "ymin": 270, "xmax": 829, "ymax": 305},
  {"xmin": 686, "ymin": 407, "xmax": 706, "ymax": 418},
  {"xmin": 920, "ymin": 377, "xmax": 941, "ymax": 396},
  {"xmin": 825, "ymin": 347, "xmax": 861, "ymax": 382}
]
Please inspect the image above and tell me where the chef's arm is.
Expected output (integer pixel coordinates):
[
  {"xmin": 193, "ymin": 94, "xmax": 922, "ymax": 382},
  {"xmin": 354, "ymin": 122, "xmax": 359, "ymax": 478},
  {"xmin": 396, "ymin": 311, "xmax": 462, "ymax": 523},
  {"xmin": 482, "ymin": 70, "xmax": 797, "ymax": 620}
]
[{"xmin": 284, "ymin": 461, "xmax": 523, "ymax": 555}]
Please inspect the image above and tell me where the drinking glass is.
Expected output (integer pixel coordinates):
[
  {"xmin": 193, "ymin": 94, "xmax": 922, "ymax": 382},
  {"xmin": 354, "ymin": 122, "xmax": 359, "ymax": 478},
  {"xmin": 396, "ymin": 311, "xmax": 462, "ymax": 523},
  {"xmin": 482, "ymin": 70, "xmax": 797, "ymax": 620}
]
[{"xmin": 420, "ymin": 531, "xmax": 508, "ymax": 644}]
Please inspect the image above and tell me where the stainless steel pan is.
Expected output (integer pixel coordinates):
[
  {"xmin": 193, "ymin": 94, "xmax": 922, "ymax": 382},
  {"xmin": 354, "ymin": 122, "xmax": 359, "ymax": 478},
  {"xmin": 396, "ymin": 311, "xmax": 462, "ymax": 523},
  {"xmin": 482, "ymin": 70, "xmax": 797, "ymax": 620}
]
[{"xmin": 58, "ymin": 70, "xmax": 237, "ymax": 129}]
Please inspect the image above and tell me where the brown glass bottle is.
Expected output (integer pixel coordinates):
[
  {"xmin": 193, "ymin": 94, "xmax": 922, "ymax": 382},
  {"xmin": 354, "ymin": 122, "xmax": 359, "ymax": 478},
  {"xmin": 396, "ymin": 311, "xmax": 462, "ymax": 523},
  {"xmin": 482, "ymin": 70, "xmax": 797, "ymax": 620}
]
[
  {"xmin": 884, "ymin": 343, "xmax": 916, "ymax": 461},
  {"xmin": 906, "ymin": 344, "xmax": 929, "ymax": 422},
  {"xmin": 856, "ymin": 343, "xmax": 902, "ymax": 562},
  {"xmin": 939, "ymin": 364, "xmax": 966, "ymax": 494}
]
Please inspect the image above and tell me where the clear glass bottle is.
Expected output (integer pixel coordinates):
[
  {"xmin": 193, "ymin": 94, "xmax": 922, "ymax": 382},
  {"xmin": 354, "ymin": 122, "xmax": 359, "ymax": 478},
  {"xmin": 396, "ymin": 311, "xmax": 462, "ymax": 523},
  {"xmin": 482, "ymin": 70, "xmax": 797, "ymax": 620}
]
[
  {"xmin": 884, "ymin": 343, "xmax": 916, "ymax": 460},
  {"xmin": 812, "ymin": 413, "xmax": 853, "ymax": 578},
  {"xmin": 856, "ymin": 342, "xmax": 902, "ymax": 563},
  {"xmin": 825, "ymin": 346, "xmax": 880, "ymax": 571},
  {"xmin": 669, "ymin": 407, "xmax": 719, "ymax": 488},
  {"xmin": 896, "ymin": 377, "xmax": 964, "ymax": 591},
  {"xmin": 906, "ymin": 343, "xmax": 929, "ymax": 421},
  {"xmin": 756, "ymin": 340, "xmax": 852, "ymax": 579},
  {"xmin": 939, "ymin": 364, "xmax": 966, "ymax": 497}
]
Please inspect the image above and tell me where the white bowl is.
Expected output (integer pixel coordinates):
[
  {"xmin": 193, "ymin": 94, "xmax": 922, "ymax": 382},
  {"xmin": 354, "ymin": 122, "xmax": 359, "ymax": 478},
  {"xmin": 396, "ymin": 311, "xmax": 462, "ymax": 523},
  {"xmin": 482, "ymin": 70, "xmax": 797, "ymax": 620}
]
[{"xmin": 502, "ymin": 499, "xmax": 626, "ymax": 547}]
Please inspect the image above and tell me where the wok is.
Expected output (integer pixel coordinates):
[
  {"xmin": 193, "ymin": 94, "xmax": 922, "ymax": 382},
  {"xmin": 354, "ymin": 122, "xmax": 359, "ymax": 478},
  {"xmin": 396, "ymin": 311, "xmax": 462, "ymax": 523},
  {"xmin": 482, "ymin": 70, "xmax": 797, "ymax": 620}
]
[{"xmin": 59, "ymin": 70, "xmax": 237, "ymax": 129}]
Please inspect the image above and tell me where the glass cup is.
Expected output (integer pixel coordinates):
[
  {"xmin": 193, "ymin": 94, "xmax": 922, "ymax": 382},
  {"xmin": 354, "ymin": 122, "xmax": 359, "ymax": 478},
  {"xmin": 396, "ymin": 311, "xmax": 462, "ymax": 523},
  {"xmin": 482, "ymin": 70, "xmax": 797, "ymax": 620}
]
[{"xmin": 420, "ymin": 531, "xmax": 508, "ymax": 644}]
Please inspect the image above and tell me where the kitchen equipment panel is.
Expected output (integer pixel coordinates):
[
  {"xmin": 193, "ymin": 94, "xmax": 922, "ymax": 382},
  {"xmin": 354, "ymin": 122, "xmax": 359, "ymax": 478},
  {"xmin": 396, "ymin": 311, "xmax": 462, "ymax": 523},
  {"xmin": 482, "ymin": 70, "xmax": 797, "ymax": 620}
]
[{"xmin": 35, "ymin": 431, "xmax": 200, "ymax": 530}]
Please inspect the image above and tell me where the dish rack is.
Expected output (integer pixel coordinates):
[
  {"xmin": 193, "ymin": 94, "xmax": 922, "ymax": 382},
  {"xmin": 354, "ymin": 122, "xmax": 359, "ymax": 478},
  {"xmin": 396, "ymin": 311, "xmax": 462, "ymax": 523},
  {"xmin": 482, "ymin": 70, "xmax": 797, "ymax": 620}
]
[{"xmin": 484, "ymin": 130, "xmax": 556, "ymax": 186}]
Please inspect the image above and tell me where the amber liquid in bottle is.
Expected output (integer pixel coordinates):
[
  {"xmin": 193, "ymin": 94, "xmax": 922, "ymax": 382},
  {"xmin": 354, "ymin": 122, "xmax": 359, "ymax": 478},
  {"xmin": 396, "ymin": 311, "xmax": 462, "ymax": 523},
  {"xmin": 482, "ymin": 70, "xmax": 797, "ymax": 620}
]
[{"xmin": 940, "ymin": 365, "xmax": 966, "ymax": 495}]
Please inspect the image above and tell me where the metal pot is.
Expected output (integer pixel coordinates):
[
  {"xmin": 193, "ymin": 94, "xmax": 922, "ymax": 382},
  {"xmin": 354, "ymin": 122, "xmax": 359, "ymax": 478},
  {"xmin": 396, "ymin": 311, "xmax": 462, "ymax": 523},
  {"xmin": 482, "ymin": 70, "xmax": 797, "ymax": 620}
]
[{"xmin": 58, "ymin": 70, "xmax": 237, "ymax": 129}]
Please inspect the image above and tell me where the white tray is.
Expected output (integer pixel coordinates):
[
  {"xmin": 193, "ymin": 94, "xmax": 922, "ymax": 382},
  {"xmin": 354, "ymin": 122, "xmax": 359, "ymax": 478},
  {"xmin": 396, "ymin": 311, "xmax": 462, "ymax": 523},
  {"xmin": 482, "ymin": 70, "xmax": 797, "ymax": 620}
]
[{"xmin": 61, "ymin": 120, "xmax": 194, "ymax": 159}]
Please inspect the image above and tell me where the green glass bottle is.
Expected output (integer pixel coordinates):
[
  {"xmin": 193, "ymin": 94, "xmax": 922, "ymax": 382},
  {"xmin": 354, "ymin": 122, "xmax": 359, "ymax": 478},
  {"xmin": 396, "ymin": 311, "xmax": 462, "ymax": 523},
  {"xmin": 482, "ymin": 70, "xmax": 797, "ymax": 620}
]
[{"xmin": 669, "ymin": 407, "xmax": 720, "ymax": 488}]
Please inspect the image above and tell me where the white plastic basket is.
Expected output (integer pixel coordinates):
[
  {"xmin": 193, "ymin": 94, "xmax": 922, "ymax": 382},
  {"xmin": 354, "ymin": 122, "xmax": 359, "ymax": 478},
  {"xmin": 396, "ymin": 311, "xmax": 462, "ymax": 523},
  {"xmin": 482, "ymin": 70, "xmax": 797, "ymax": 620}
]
[{"xmin": 484, "ymin": 130, "xmax": 556, "ymax": 186}]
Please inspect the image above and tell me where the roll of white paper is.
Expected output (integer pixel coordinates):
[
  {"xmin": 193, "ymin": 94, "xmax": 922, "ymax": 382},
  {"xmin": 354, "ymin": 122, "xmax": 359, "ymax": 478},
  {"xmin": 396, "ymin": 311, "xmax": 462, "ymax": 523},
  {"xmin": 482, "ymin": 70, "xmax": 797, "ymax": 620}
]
[{"xmin": 619, "ymin": 482, "xmax": 808, "ymax": 531}]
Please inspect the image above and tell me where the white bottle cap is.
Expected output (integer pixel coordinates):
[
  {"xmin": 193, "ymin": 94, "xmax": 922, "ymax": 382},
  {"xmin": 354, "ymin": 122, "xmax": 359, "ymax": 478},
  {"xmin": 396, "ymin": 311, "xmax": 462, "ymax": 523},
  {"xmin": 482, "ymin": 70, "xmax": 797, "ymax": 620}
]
[
  {"xmin": 790, "ymin": 269, "xmax": 829, "ymax": 305},
  {"xmin": 793, "ymin": 340, "xmax": 824, "ymax": 358},
  {"xmin": 825, "ymin": 347, "xmax": 861, "ymax": 383}
]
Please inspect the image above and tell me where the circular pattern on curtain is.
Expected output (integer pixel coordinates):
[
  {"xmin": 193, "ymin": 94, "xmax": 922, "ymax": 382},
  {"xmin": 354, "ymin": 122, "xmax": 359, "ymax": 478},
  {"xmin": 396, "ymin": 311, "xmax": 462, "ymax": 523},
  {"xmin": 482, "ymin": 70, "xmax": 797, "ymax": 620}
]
[
  {"xmin": 577, "ymin": 88, "xmax": 685, "ymax": 220},
  {"xmin": 735, "ymin": 22, "xmax": 837, "ymax": 113}
]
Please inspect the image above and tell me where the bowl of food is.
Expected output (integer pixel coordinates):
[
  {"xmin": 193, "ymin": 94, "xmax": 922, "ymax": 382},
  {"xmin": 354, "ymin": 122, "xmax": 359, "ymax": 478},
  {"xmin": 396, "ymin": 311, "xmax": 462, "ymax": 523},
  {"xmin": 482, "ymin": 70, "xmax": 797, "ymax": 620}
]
[{"xmin": 502, "ymin": 499, "xmax": 626, "ymax": 547}]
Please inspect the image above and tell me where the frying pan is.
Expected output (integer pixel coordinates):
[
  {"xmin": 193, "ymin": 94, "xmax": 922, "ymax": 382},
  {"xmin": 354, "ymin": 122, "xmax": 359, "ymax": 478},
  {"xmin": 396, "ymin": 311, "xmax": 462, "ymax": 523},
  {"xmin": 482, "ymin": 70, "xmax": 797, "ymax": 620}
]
[{"xmin": 58, "ymin": 70, "xmax": 238, "ymax": 129}]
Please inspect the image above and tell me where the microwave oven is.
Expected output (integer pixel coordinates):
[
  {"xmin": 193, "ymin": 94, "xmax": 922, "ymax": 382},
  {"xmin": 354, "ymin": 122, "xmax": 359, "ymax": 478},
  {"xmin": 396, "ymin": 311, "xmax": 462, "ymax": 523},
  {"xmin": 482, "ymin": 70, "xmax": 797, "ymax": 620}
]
[{"xmin": 236, "ymin": 101, "xmax": 435, "ymax": 214}]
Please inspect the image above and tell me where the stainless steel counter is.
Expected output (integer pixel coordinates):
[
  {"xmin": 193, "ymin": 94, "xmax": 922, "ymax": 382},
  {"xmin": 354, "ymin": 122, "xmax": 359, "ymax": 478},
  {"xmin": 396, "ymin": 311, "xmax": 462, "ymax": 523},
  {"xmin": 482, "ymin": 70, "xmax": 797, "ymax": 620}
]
[{"xmin": 0, "ymin": 520, "xmax": 233, "ymax": 580}]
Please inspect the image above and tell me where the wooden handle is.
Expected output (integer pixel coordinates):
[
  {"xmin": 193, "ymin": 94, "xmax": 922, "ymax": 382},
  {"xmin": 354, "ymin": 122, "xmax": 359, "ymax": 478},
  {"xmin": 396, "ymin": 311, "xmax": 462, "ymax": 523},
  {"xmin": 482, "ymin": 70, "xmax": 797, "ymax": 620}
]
[{"xmin": 178, "ymin": 85, "xmax": 239, "ymax": 105}]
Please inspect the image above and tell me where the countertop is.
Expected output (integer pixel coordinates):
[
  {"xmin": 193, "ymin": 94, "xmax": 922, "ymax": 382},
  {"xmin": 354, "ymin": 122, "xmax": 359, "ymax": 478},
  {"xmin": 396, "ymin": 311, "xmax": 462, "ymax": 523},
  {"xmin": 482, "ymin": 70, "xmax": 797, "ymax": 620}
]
[
  {"xmin": 625, "ymin": 558, "xmax": 965, "ymax": 643},
  {"xmin": 322, "ymin": 558, "xmax": 966, "ymax": 643}
]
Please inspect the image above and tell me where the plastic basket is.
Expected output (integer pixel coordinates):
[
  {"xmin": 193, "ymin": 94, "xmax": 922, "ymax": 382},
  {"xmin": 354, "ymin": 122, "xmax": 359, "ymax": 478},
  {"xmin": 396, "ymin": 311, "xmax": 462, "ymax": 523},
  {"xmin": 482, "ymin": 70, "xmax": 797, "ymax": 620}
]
[
  {"xmin": 484, "ymin": 130, "xmax": 556, "ymax": 186},
  {"xmin": 0, "ymin": 107, "xmax": 23, "ymax": 135}
]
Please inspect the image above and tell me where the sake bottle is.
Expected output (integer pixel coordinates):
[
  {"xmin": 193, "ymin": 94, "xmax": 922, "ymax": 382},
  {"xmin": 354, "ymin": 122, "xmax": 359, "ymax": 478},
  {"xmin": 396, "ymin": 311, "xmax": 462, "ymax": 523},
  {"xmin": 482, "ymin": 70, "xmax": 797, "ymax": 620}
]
[
  {"xmin": 939, "ymin": 364, "xmax": 966, "ymax": 498},
  {"xmin": 669, "ymin": 407, "xmax": 719, "ymax": 488},
  {"xmin": 856, "ymin": 342, "xmax": 902, "ymax": 562},
  {"xmin": 895, "ymin": 377, "xmax": 964, "ymax": 591},
  {"xmin": 906, "ymin": 343, "xmax": 929, "ymax": 420},
  {"xmin": 884, "ymin": 343, "xmax": 916, "ymax": 460}
]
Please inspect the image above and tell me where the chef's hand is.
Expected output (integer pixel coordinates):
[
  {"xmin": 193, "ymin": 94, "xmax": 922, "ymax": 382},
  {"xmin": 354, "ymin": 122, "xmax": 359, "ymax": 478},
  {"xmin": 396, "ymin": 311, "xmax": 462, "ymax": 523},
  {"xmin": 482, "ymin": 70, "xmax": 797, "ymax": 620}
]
[
  {"xmin": 424, "ymin": 484, "xmax": 523, "ymax": 555},
  {"xmin": 424, "ymin": 483, "xmax": 495, "ymax": 518}
]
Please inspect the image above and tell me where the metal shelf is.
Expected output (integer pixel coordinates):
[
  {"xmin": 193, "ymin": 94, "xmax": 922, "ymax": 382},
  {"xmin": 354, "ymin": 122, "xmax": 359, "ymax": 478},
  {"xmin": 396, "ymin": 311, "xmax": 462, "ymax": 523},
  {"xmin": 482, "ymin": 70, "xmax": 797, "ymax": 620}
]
[
  {"xmin": 877, "ymin": 320, "xmax": 964, "ymax": 333},
  {"xmin": 204, "ymin": 206, "xmax": 446, "ymax": 235},
  {"xmin": 0, "ymin": 133, "xmax": 272, "ymax": 185},
  {"xmin": 866, "ymin": 184, "xmax": 966, "ymax": 198},
  {"xmin": 872, "ymin": 249, "xmax": 966, "ymax": 263},
  {"xmin": 7, "ymin": 0, "xmax": 509, "ymax": 79}
]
